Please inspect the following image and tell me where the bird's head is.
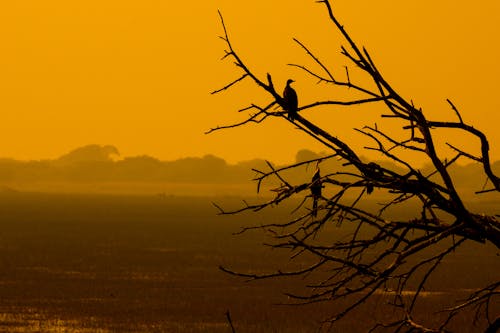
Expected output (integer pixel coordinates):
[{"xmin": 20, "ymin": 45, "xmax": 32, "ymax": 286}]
[{"xmin": 286, "ymin": 79, "xmax": 295, "ymax": 85}]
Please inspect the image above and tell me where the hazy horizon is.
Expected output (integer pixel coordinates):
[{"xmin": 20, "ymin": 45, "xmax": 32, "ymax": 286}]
[
  {"xmin": 1, "ymin": 143, "xmax": 499, "ymax": 167},
  {"xmin": 0, "ymin": 144, "xmax": 498, "ymax": 198}
]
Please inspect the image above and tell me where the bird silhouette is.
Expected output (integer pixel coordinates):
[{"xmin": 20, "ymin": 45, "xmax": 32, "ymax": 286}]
[
  {"xmin": 310, "ymin": 167, "xmax": 322, "ymax": 217},
  {"xmin": 283, "ymin": 79, "xmax": 298, "ymax": 120},
  {"xmin": 365, "ymin": 162, "xmax": 382, "ymax": 195}
]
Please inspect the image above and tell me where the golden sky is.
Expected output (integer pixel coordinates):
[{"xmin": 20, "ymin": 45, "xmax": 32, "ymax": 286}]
[{"xmin": 0, "ymin": 1, "xmax": 499, "ymax": 164}]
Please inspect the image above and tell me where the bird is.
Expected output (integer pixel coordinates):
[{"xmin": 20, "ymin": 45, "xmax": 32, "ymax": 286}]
[
  {"xmin": 283, "ymin": 79, "xmax": 298, "ymax": 120},
  {"xmin": 366, "ymin": 183, "xmax": 374, "ymax": 195},
  {"xmin": 365, "ymin": 162, "xmax": 382, "ymax": 195},
  {"xmin": 310, "ymin": 167, "xmax": 322, "ymax": 217}
]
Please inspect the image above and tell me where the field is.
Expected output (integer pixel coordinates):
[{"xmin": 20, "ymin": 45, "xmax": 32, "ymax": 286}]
[{"xmin": 0, "ymin": 192, "xmax": 497, "ymax": 332}]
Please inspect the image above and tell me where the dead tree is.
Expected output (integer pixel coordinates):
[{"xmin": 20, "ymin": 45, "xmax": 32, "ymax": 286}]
[{"xmin": 209, "ymin": 1, "xmax": 500, "ymax": 332}]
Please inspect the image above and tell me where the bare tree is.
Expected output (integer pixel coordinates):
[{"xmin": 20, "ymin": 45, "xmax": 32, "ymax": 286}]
[{"xmin": 210, "ymin": 1, "xmax": 500, "ymax": 332}]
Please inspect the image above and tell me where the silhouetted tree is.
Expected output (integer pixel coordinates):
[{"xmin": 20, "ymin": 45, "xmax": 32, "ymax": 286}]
[{"xmin": 210, "ymin": 1, "xmax": 499, "ymax": 332}]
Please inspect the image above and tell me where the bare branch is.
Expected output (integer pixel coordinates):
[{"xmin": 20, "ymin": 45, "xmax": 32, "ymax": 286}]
[
  {"xmin": 447, "ymin": 98, "xmax": 464, "ymax": 124},
  {"xmin": 211, "ymin": 74, "xmax": 248, "ymax": 94}
]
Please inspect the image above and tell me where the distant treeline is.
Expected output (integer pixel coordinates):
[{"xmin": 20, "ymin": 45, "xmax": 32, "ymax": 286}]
[{"xmin": 0, "ymin": 145, "xmax": 498, "ymax": 191}]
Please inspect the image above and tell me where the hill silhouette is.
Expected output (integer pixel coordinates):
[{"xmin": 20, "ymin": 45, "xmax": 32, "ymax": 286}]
[
  {"xmin": 55, "ymin": 144, "xmax": 120, "ymax": 165},
  {"xmin": 0, "ymin": 145, "xmax": 498, "ymax": 196}
]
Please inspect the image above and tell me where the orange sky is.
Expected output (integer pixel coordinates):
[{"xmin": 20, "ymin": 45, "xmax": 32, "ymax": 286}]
[{"xmin": 0, "ymin": 1, "xmax": 499, "ymax": 164}]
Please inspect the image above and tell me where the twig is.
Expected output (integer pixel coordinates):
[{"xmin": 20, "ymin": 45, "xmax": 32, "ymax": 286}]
[{"xmin": 225, "ymin": 310, "xmax": 236, "ymax": 333}]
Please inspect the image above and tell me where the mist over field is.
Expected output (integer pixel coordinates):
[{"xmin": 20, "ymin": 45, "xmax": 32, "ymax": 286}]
[{"xmin": 1, "ymin": 144, "xmax": 499, "ymax": 199}]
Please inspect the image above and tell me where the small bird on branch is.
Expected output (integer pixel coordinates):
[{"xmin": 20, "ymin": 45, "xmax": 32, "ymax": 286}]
[
  {"xmin": 365, "ymin": 162, "xmax": 383, "ymax": 195},
  {"xmin": 283, "ymin": 79, "xmax": 298, "ymax": 121},
  {"xmin": 366, "ymin": 183, "xmax": 374, "ymax": 195},
  {"xmin": 311, "ymin": 167, "xmax": 322, "ymax": 217}
]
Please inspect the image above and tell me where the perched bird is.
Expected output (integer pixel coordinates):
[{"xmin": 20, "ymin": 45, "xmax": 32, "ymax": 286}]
[
  {"xmin": 283, "ymin": 79, "xmax": 298, "ymax": 120},
  {"xmin": 365, "ymin": 162, "xmax": 382, "ymax": 195},
  {"xmin": 366, "ymin": 183, "xmax": 374, "ymax": 195},
  {"xmin": 310, "ymin": 167, "xmax": 322, "ymax": 217}
]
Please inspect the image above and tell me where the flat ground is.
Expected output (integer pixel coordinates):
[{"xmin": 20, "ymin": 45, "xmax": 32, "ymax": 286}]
[{"xmin": 0, "ymin": 192, "xmax": 497, "ymax": 332}]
